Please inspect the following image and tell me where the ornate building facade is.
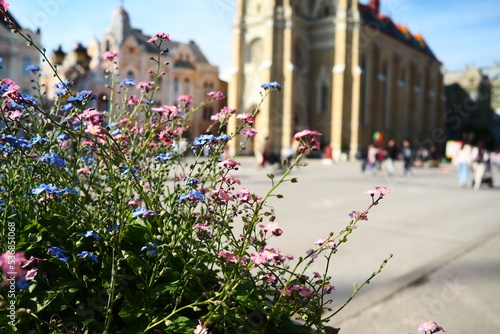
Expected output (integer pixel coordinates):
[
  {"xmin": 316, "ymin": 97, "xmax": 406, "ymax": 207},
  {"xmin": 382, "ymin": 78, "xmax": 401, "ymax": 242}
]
[
  {"xmin": 228, "ymin": 0, "xmax": 444, "ymax": 159},
  {"xmin": 0, "ymin": 11, "xmax": 41, "ymax": 94},
  {"xmin": 43, "ymin": 6, "xmax": 226, "ymax": 140}
]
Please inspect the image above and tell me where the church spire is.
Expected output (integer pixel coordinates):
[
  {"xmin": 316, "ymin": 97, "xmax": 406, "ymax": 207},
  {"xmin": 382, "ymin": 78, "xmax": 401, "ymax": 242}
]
[{"xmin": 107, "ymin": 4, "xmax": 132, "ymax": 46}]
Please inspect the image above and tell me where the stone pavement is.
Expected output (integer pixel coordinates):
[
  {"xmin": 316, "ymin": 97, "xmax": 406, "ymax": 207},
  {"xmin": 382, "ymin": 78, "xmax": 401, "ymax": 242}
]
[{"xmin": 229, "ymin": 156, "xmax": 500, "ymax": 334}]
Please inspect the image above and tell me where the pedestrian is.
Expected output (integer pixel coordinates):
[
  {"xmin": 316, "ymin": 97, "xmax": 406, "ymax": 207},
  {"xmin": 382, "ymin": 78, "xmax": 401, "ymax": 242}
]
[
  {"xmin": 258, "ymin": 136, "xmax": 270, "ymax": 169},
  {"xmin": 365, "ymin": 142, "xmax": 379, "ymax": 175},
  {"xmin": 385, "ymin": 139, "xmax": 399, "ymax": 176},
  {"xmin": 401, "ymin": 140, "xmax": 413, "ymax": 176},
  {"xmin": 452, "ymin": 140, "xmax": 472, "ymax": 187},
  {"xmin": 471, "ymin": 143, "xmax": 490, "ymax": 190}
]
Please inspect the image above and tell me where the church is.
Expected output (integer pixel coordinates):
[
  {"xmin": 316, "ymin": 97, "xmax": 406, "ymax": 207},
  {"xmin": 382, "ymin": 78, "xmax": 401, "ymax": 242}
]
[{"xmin": 227, "ymin": 0, "xmax": 444, "ymax": 160}]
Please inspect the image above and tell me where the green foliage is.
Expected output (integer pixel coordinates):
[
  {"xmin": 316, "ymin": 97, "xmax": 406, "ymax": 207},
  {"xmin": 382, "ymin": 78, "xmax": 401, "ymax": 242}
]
[{"xmin": 0, "ymin": 17, "xmax": 392, "ymax": 334}]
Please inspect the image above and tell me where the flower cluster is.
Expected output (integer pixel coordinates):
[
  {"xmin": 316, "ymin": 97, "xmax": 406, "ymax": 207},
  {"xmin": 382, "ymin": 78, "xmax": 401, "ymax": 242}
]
[{"xmin": 0, "ymin": 17, "xmax": 402, "ymax": 334}]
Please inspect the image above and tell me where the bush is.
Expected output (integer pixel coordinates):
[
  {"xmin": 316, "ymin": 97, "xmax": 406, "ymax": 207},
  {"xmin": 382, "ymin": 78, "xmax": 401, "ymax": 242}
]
[{"xmin": 0, "ymin": 4, "xmax": 395, "ymax": 333}]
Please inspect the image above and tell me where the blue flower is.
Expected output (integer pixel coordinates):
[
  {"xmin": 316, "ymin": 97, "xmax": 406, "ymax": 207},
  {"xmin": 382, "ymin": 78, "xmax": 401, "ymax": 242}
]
[
  {"xmin": 132, "ymin": 207, "xmax": 156, "ymax": 219},
  {"xmin": 26, "ymin": 65, "xmax": 41, "ymax": 73},
  {"xmin": 177, "ymin": 190, "xmax": 205, "ymax": 204},
  {"xmin": 20, "ymin": 94, "xmax": 38, "ymax": 106},
  {"xmin": 261, "ymin": 81, "xmax": 282, "ymax": 91},
  {"xmin": 47, "ymin": 246, "xmax": 71, "ymax": 262},
  {"xmin": 31, "ymin": 183, "xmax": 63, "ymax": 195},
  {"xmin": 30, "ymin": 136, "xmax": 49, "ymax": 146},
  {"xmin": 140, "ymin": 242, "xmax": 157, "ymax": 256},
  {"xmin": 84, "ymin": 230, "xmax": 102, "ymax": 241},
  {"xmin": 40, "ymin": 153, "xmax": 67, "ymax": 168},
  {"xmin": 121, "ymin": 166, "xmax": 139, "ymax": 177},
  {"xmin": 60, "ymin": 103, "xmax": 74, "ymax": 112},
  {"xmin": 77, "ymin": 251, "xmax": 99, "ymax": 263},
  {"xmin": 216, "ymin": 134, "xmax": 230, "ymax": 143},
  {"xmin": 67, "ymin": 90, "xmax": 97, "ymax": 103},
  {"xmin": 106, "ymin": 222, "xmax": 120, "ymax": 232},
  {"xmin": 63, "ymin": 187, "xmax": 78, "ymax": 194},
  {"xmin": 16, "ymin": 277, "xmax": 29, "ymax": 290},
  {"xmin": 185, "ymin": 177, "xmax": 201, "ymax": 187},
  {"xmin": 56, "ymin": 133, "xmax": 70, "ymax": 142},
  {"xmin": 110, "ymin": 128, "xmax": 122, "ymax": 136},
  {"xmin": 53, "ymin": 80, "xmax": 71, "ymax": 96},
  {"xmin": 154, "ymin": 153, "xmax": 172, "ymax": 163},
  {"xmin": 120, "ymin": 78, "xmax": 136, "ymax": 87},
  {"xmin": 0, "ymin": 200, "xmax": 5, "ymax": 212}
]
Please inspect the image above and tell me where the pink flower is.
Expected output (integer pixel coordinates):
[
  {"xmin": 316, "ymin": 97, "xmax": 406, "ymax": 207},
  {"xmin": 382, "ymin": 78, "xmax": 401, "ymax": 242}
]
[
  {"xmin": 211, "ymin": 106, "xmax": 236, "ymax": 122},
  {"xmin": 194, "ymin": 320, "xmax": 208, "ymax": 334},
  {"xmin": 8, "ymin": 110, "xmax": 23, "ymax": 120},
  {"xmin": 77, "ymin": 167, "xmax": 91, "ymax": 175},
  {"xmin": 176, "ymin": 95, "xmax": 192, "ymax": 108},
  {"xmin": 207, "ymin": 91, "xmax": 225, "ymax": 100},
  {"xmin": 294, "ymin": 129, "xmax": 322, "ymax": 152},
  {"xmin": 136, "ymin": 81, "xmax": 154, "ymax": 93},
  {"xmin": 259, "ymin": 222, "xmax": 283, "ymax": 236},
  {"xmin": 235, "ymin": 188, "xmax": 261, "ymax": 202},
  {"xmin": 250, "ymin": 251, "xmax": 268, "ymax": 265},
  {"xmin": 102, "ymin": 51, "xmax": 118, "ymax": 61},
  {"xmin": 218, "ymin": 250, "xmax": 238, "ymax": 264},
  {"xmin": 159, "ymin": 129, "xmax": 177, "ymax": 146},
  {"xmin": 128, "ymin": 199, "xmax": 142, "ymax": 207},
  {"xmin": 0, "ymin": 0, "xmax": 9, "ymax": 13},
  {"xmin": 151, "ymin": 105, "xmax": 184, "ymax": 120},
  {"xmin": 418, "ymin": 321, "xmax": 445, "ymax": 333},
  {"xmin": 193, "ymin": 223, "xmax": 210, "ymax": 233},
  {"xmin": 217, "ymin": 159, "xmax": 241, "ymax": 170},
  {"xmin": 323, "ymin": 284, "xmax": 336, "ymax": 294},
  {"xmin": 375, "ymin": 186, "xmax": 391, "ymax": 196},
  {"xmin": 148, "ymin": 32, "xmax": 171, "ymax": 43},
  {"xmin": 236, "ymin": 113, "xmax": 254, "ymax": 125},
  {"xmin": 0, "ymin": 252, "xmax": 26, "ymax": 279},
  {"xmin": 85, "ymin": 124, "xmax": 103, "ymax": 135},
  {"xmin": 241, "ymin": 128, "xmax": 258, "ymax": 137},
  {"xmin": 127, "ymin": 95, "xmax": 140, "ymax": 105},
  {"xmin": 349, "ymin": 210, "xmax": 368, "ymax": 221}
]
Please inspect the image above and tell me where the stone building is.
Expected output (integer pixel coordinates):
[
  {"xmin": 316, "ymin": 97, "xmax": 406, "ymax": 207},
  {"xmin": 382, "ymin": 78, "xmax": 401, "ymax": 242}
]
[
  {"xmin": 228, "ymin": 0, "xmax": 444, "ymax": 159},
  {"xmin": 444, "ymin": 63, "xmax": 500, "ymax": 149},
  {"xmin": 43, "ymin": 5, "xmax": 226, "ymax": 140},
  {"xmin": 0, "ymin": 10, "xmax": 41, "ymax": 93}
]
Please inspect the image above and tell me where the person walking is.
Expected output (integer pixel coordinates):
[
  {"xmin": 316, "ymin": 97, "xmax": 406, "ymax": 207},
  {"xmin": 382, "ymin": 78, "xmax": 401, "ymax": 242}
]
[
  {"xmin": 365, "ymin": 142, "xmax": 379, "ymax": 175},
  {"xmin": 385, "ymin": 139, "xmax": 399, "ymax": 176},
  {"xmin": 471, "ymin": 143, "xmax": 490, "ymax": 190},
  {"xmin": 452, "ymin": 141, "xmax": 472, "ymax": 187},
  {"xmin": 401, "ymin": 140, "xmax": 413, "ymax": 176}
]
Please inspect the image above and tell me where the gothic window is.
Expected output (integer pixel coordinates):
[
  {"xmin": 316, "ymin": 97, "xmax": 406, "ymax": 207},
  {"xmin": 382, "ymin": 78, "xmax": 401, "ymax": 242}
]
[
  {"xmin": 381, "ymin": 63, "xmax": 389, "ymax": 127},
  {"xmin": 105, "ymin": 40, "xmax": 111, "ymax": 52},
  {"xmin": 203, "ymin": 106, "xmax": 214, "ymax": 121},
  {"xmin": 360, "ymin": 56, "xmax": 368, "ymax": 124},
  {"xmin": 204, "ymin": 81, "xmax": 215, "ymax": 95},
  {"xmin": 293, "ymin": 42, "xmax": 305, "ymax": 70},
  {"xmin": 320, "ymin": 84, "xmax": 329, "ymax": 114},
  {"xmin": 246, "ymin": 39, "xmax": 263, "ymax": 66},
  {"xmin": 126, "ymin": 70, "xmax": 135, "ymax": 80},
  {"xmin": 174, "ymin": 78, "xmax": 179, "ymax": 94},
  {"xmin": 184, "ymin": 78, "xmax": 191, "ymax": 94}
]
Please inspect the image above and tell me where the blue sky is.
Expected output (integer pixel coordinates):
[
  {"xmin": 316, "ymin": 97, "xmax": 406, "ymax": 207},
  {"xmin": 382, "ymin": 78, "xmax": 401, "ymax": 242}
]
[{"xmin": 7, "ymin": 0, "xmax": 500, "ymax": 79}]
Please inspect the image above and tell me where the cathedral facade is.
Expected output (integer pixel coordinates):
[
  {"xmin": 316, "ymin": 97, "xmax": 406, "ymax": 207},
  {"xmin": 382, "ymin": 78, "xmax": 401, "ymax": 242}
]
[{"xmin": 228, "ymin": 0, "xmax": 444, "ymax": 159}]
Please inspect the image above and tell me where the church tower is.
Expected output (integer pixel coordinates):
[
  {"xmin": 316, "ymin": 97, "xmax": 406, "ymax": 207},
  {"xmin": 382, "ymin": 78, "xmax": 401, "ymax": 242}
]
[{"xmin": 228, "ymin": 0, "xmax": 444, "ymax": 160}]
